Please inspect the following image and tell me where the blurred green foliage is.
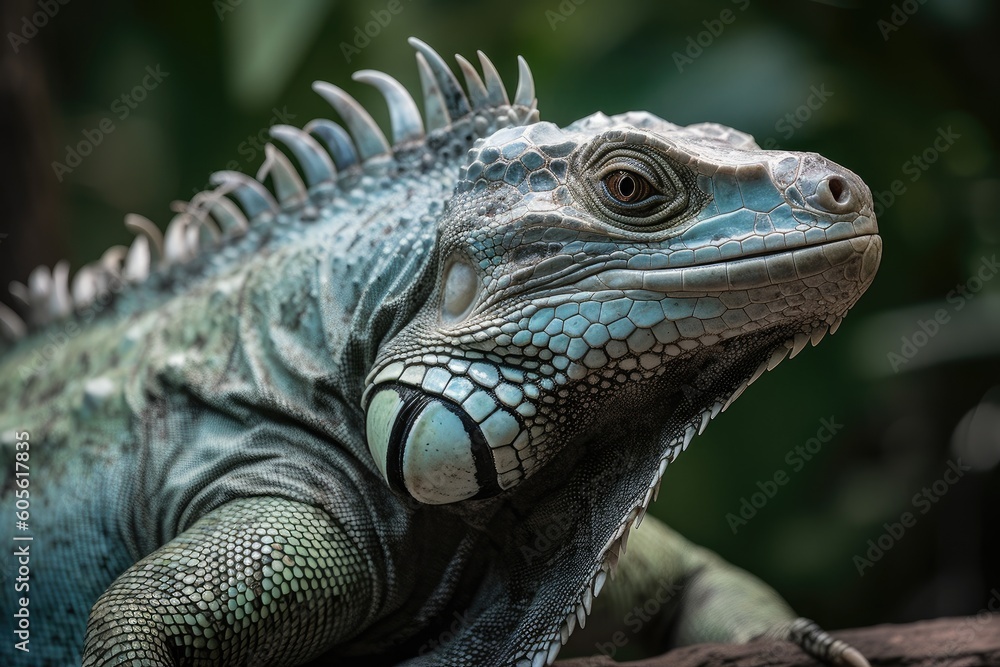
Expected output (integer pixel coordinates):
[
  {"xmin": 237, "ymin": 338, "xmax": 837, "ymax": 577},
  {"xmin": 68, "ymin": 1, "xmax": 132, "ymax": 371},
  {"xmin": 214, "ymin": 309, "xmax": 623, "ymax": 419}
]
[{"xmin": 6, "ymin": 0, "xmax": 999, "ymax": 644}]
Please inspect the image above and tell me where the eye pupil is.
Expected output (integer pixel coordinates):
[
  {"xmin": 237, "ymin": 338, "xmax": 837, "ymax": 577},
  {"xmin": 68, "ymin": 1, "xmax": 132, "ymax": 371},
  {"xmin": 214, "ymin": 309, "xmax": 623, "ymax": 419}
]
[
  {"xmin": 618, "ymin": 173, "xmax": 636, "ymax": 198},
  {"xmin": 606, "ymin": 169, "xmax": 650, "ymax": 204}
]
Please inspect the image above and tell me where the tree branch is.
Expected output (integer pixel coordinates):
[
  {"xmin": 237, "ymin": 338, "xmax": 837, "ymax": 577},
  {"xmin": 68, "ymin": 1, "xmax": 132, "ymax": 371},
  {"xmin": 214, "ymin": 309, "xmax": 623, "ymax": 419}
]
[{"xmin": 557, "ymin": 616, "xmax": 1000, "ymax": 666}]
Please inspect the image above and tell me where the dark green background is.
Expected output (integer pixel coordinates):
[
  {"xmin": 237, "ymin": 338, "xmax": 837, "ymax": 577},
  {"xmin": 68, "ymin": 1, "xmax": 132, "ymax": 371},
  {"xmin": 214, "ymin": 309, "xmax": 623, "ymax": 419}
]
[{"xmin": 3, "ymin": 0, "xmax": 998, "ymax": 653}]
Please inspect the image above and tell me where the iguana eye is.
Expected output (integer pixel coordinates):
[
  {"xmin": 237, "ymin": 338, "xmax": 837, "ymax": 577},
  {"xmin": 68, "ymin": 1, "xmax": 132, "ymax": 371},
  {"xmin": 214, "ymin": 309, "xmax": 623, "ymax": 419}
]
[
  {"xmin": 574, "ymin": 141, "xmax": 705, "ymax": 230},
  {"xmin": 594, "ymin": 156, "xmax": 671, "ymax": 220},
  {"xmin": 603, "ymin": 170, "xmax": 654, "ymax": 204}
]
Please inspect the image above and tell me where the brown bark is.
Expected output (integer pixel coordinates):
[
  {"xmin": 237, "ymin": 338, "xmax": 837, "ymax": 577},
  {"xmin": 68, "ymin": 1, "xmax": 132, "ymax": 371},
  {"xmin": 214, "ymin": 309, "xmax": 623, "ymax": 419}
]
[{"xmin": 557, "ymin": 616, "xmax": 1000, "ymax": 666}]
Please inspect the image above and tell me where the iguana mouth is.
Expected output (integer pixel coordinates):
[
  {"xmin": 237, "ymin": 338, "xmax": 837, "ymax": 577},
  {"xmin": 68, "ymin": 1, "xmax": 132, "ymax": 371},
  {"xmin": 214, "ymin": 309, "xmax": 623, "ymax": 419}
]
[
  {"xmin": 555, "ymin": 233, "xmax": 881, "ymax": 300},
  {"xmin": 706, "ymin": 230, "xmax": 880, "ymax": 267}
]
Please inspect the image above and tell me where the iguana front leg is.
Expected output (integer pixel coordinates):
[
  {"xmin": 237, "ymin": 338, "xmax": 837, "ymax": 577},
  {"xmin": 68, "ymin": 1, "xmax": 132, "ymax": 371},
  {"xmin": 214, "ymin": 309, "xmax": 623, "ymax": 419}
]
[
  {"xmin": 578, "ymin": 515, "xmax": 868, "ymax": 666},
  {"xmin": 82, "ymin": 496, "xmax": 373, "ymax": 666}
]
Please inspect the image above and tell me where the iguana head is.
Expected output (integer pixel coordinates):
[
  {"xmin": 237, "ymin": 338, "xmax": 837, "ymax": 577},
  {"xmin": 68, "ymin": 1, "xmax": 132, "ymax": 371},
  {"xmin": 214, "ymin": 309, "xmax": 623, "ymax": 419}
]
[{"xmin": 364, "ymin": 106, "xmax": 881, "ymax": 505}]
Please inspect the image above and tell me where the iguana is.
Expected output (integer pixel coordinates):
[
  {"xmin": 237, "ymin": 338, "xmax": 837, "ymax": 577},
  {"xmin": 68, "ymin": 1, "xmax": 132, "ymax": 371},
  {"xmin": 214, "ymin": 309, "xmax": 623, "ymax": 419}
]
[{"xmin": 0, "ymin": 38, "xmax": 881, "ymax": 666}]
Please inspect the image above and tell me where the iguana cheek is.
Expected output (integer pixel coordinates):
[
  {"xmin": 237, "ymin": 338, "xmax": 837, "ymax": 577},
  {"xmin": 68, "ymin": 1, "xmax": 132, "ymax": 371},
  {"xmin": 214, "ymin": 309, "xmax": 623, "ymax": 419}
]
[{"xmin": 365, "ymin": 385, "xmax": 509, "ymax": 504}]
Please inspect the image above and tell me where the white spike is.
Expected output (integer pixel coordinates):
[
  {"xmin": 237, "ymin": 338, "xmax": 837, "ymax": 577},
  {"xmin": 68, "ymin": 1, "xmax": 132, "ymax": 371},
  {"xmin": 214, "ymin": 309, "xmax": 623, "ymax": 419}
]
[
  {"xmin": 312, "ymin": 81, "xmax": 391, "ymax": 160},
  {"xmin": 27, "ymin": 265, "xmax": 52, "ymax": 310},
  {"xmin": 810, "ymin": 326, "xmax": 829, "ymax": 346},
  {"xmin": 209, "ymin": 195, "xmax": 249, "ymax": 236},
  {"xmin": 683, "ymin": 425, "xmax": 696, "ymax": 451},
  {"xmin": 547, "ymin": 639, "xmax": 561, "ymax": 664},
  {"xmin": 352, "ymin": 70, "xmax": 424, "ymax": 145},
  {"xmin": 657, "ymin": 456, "xmax": 668, "ymax": 480},
  {"xmin": 710, "ymin": 400, "xmax": 723, "ymax": 419},
  {"xmin": 407, "ymin": 37, "xmax": 471, "ymax": 120},
  {"xmin": 634, "ymin": 502, "xmax": 648, "ymax": 528},
  {"xmin": 575, "ymin": 603, "xmax": 587, "ymax": 629},
  {"xmin": 184, "ymin": 219, "xmax": 201, "ymax": 256},
  {"xmin": 565, "ymin": 611, "xmax": 576, "ymax": 635},
  {"xmin": 620, "ymin": 522, "xmax": 632, "ymax": 555},
  {"xmin": 258, "ymin": 144, "xmax": 307, "ymax": 206},
  {"xmin": 268, "ymin": 124, "xmax": 337, "ymax": 186},
  {"xmin": 594, "ymin": 569, "xmax": 608, "ymax": 597},
  {"xmin": 454, "ymin": 54, "xmax": 489, "ymax": 109},
  {"xmin": 100, "ymin": 245, "xmax": 128, "ymax": 278},
  {"xmin": 124, "ymin": 214, "xmax": 164, "ymax": 263},
  {"xmin": 698, "ymin": 410, "xmax": 710, "ymax": 435},
  {"xmin": 174, "ymin": 200, "xmax": 222, "ymax": 249},
  {"xmin": 749, "ymin": 359, "xmax": 769, "ymax": 385},
  {"xmin": 162, "ymin": 215, "xmax": 190, "ymax": 266},
  {"xmin": 790, "ymin": 332, "xmax": 810, "ymax": 359},
  {"xmin": 559, "ymin": 622, "xmax": 570, "ymax": 645},
  {"xmin": 477, "ymin": 50, "xmax": 510, "ymax": 106},
  {"xmin": 653, "ymin": 479, "xmax": 662, "ymax": 502},
  {"xmin": 513, "ymin": 55, "xmax": 535, "ymax": 107},
  {"xmin": 582, "ymin": 584, "xmax": 594, "ymax": 614},
  {"xmin": 8, "ymin": 281, "xmax": 29, "ymax": 307},
  {"xmin": 124, "ymin": 235, "xmax": 151, "ymax": 282},
  {"xmin": 830, "ymin": 316, "xmax": 843, "ymax": 335},
  {"xmin": 767, "ymin": 346, "xmax": 789, "ymax": 370},
  {"xmin": 641, "ymin": 487, "xmax": 654, "ymax": 514},
  {"xmin": 305, "ymin": 119, "xmax": 358, "ymax": 169},
  {"xmin": 414, "ymin": 51, "xmax": 450, "ymax": 131},
  {"xmin": 71, "ymin": 265, "xmax": 97, "ymax": 306},
  {"xmin": 48, "ymin": 261, "xmax": 72, "ymax": 319},
  {"xmin": 722, "ymin": 382, "xmax": 748, "ymax": 412},
  {"xmin": 209, "ymin": 170, "xmax": 279, "ymax": 218},
  {"xmin": 531, "ymin": 649, "xmax": 546, "ymax": 667},
  {"xmin": 0, "ymin": 301, "xmax": 27, "ymax": 339},
  {"xmin": 604, "ymin": 542, "xmax": 622, "ymax": 572}
]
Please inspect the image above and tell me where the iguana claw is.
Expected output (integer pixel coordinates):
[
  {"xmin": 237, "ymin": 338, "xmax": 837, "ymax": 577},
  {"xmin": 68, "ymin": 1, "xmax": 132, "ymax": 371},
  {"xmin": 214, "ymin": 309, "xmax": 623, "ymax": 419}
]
[
  {"xmin": 788, "ymin": 617, "xmax": 871, "ymax": 667},
  {"xmin": 839, "ymin": 646, "xmax": 871, "ymax": 667}
]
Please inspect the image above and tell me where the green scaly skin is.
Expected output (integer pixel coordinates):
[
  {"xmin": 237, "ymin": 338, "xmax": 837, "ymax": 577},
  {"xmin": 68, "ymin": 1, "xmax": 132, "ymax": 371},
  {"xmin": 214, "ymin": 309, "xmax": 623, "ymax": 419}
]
[{"xmin": 0, "ymin": 38, "xmax": 879, "ymax": 666}]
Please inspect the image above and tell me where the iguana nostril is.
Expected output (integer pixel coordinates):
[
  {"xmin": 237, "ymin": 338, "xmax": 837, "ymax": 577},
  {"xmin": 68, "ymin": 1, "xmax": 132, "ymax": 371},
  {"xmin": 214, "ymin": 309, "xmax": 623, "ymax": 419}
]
[
  {"xmin": 817, "ymin": 174, "xmax": 853, "ymax": 211},
  {"xmin": 829, "ymin": 177, "xmax": 847, "ymax": 203}
]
